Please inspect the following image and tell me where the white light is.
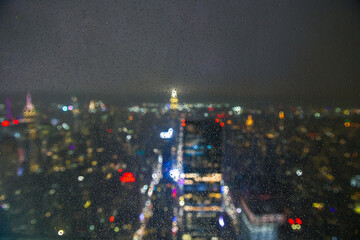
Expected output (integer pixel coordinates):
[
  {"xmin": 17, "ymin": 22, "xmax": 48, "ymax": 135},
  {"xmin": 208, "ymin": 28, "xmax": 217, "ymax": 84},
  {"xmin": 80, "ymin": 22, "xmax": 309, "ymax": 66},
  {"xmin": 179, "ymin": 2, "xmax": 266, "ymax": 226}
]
[
  {"xmin": 171, "ymin": 89, "xmax": 177, "ymax": 98},
  {"xmin": 296, "ymin": 169, "xmax": 303, "ymax": 176},
  {"xmin": 160, "ymin": 128, "xmax": 174, "ymax": 139},
  {"xmin": 126, "ymin": 135, "xmax": 132, "ymax": 141},
  {"xmin": 61, "ymin": 123, "xmax": 70, "ymax": 130},
  {"xmin": 170, "ymin": 169, "xmax": 180, "ymax": 180},
  {"xmin": 152, "ymin": 174, "xmax": 157, "ymax": 179},
  {"xmin": 78, "ymin": 176, "xmax": 84, "ymax": 181},
  {"xmin": 62, "ymin": 106, "xmax": 68, "ymax": 112},
  {"xmin": 58, "ymin": 230, "xmax": 64, "ymax": 236},
  {"xmin": 219, "ymin": 216, "xmax": 225, "ymax": 227},
  {"xmin": 236, "ymin": 208, "xmax": 242, "ymax": 213},
  {"xmin": 232, "ymin": 106, "xmax": 242, "ymax": 115}
]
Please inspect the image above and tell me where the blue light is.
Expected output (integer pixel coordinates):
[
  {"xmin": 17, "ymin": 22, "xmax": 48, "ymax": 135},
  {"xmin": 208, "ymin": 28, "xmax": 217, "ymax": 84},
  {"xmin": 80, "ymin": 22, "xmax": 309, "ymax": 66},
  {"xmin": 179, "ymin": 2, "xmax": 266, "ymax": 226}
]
[
  {"xmin": 17, "ymin": 167, "xmax": 24, "ymax": 176},
  {"xmin": 173, "ymin": 216, "xmax": 177, "ymax": 222},
  {"xmin": 62, "ymin": 106, "xmax": 68, "ymax": 112},
  {"xmin": 207, "ymin": 145, "xmax": 211, "ymax": 149},
  {"xmin": 219, "ymin": 216, "xmax": 225, "ymax": 227},
  {"xmin": 194, "ymin": 145, "xmax": 198, "ymax": 149}
]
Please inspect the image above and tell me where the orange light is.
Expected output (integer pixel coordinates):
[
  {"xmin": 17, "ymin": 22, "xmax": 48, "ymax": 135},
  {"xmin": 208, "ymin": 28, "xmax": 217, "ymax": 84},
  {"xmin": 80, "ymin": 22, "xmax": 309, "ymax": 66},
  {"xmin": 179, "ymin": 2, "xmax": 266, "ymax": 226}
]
[
  {"xmin": 129, "ymin": 116, "xmax": 133, "ymax": 121},
  {"xmin": 245, "ymin": 115, "xmax": 254, "ymax": 127},
  {"xmin": 344, "ymin": 122, "xmax": 351, "ymax": 127},
  {"xmin": 181, "ymin": 122, "xmax": 186, "ymax": 127},
  {"xmin": 279, "ymin": 111, "xmax": 284, "ymax": 119},
  {"xmin": 227, "ymin": 120, "xmax": 232, "ymax": 125}
]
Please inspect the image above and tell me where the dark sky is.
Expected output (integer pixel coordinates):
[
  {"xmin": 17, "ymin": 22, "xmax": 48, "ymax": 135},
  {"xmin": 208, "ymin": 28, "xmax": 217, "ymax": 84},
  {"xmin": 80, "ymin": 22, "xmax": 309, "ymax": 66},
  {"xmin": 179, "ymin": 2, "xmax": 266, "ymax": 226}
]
[{"xmin": 1, "ymin": 0, "xmax": 360, "ymax": 103}]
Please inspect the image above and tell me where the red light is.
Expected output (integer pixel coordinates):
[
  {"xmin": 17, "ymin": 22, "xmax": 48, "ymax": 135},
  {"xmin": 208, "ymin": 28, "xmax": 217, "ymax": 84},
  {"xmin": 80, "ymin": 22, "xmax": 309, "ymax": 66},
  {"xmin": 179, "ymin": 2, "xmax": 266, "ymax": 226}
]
[
  {"xmin": 220, "ymin": 122, "xmax": 225, "ymax": 127},
  {"xmin": 109, "ymin": 216, "xmax": 115, "ymax": 222},
  {"xmin": 208, "ymin": 107, "xmax": 214, "ymax": 111},
  {"xmin": 120, "ymin": 172, "xmax": 135, "ymax": 183},
  {"xmin": 295, "ymin": 218, "xmax": 302, "ymax": 225},
  {"xmin": 12, "ymin": 119, "xmax": 19, "ymax": 125},
  {"xmin": 118, "ymin": 168, "xmax": 123, "ymax": 173},
  {"xmin": 288, "ymin": 218, "xmax": 295, "ymax": 225},
  {"xmin": 181, "ymin": 118, "xmax": 185, "ymax": 122},
  {"xmin": 215, "ymin": 118, "xmax": 219, "ymax": 123},
  {"xmin": 1, "ymin": 120, "xmax": 10, "ymax": 127},
  {"xmin": 181, "ymin": 122, "xmax": 186, "ymax": 127},
  {"xmin": 107, "ymin": 129, "xmax": 112, "ymax": 133},
  {"xmin": 217, "ymin": 114, "xmax": 221, "ymax": 118}
]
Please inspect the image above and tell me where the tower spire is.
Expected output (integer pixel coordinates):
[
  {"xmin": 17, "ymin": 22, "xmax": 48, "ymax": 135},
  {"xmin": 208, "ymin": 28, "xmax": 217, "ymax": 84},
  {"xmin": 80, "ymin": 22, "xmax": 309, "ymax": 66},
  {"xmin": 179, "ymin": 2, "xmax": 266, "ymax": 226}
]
[
  {"xmin": 23, "ymin": 92, "xmax": 36, "ymax": 118},
  {"xmin": 170, "ymin": 88, "xmax": 178, "ymax": 110}
]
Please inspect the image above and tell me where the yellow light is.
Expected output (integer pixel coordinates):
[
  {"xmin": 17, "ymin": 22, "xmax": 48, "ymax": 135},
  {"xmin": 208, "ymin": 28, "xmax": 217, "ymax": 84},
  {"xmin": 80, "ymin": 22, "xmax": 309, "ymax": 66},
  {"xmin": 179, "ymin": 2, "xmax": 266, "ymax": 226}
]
[
  {"xmin": 312, "ymin": 202, "xmax": 324, "ymax": 209},
  {"xmin": 291, "ymin": 224, "xmax": 301, "ymax": 230},
  {"xmin": 84, "ymin": 200, "xmax": 91, "ymax": 208},
  {"xmin": 183, "ymin": 205, "xmax": 221, "ymax": 212},
  {"xmin": 184, "ymin": 179, "xmax": 194, "ymax": 185},
  {"xmin": 245, "ymin": 115, "xmax": 254, "ymax": 127},
  {"xmin": 182, "ymin": 234, "xmax": 192, "ymax": 240},
  {"xmin": 354, "ymin": 205, "xmax": 360, "ymax": 214},
  {"xmin": 170, "ymin": 98, "xmax": 178, "ymax": 103}
]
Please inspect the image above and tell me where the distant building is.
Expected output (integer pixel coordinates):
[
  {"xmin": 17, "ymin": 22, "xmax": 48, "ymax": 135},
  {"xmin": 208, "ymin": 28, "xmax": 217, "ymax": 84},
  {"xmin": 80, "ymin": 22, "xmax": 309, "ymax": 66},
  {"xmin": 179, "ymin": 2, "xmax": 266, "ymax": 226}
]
[
  {"xmin": 170, "ymin": 89, "xmax": 178, "ymax": 110},
  {"xmin": 181, "ymin": 120, "xmax": 223, "ymax": 239},
  {"xmin": 23, "ymin": 92, "xmax": 36, "ymax": 119},
  {"xmin": 239, "ymin": 198, "xmax": 285, "ymax": 240}
]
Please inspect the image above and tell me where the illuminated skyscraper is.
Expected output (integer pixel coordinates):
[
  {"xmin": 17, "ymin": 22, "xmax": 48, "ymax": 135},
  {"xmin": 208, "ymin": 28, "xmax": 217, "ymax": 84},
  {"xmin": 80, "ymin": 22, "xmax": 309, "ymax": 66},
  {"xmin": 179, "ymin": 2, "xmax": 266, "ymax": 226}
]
[
  {"xmin": 22, "ymin": 92, "xmax": 39, "ymax": 172},
  {"xmin": 181, "ymin": 120, "xmax": 223, "ymax": 239},
  {"xmin": 170, "ymin": 89, "xmax": 178, "ymax": 110},
  {"xmin": 23, "ymin": 92, "xmax": 36, "ymax": 119}
]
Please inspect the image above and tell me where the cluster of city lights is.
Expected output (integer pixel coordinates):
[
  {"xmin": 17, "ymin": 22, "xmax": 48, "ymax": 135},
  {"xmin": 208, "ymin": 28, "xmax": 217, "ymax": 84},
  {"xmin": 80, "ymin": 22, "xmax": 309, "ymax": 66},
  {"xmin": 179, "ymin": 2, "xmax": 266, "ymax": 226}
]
[
  {"xmin": 133, "ymin": 154, "xmax": 163, "ymax": 240},
  {"xmin": 288, "ymin": 218, "xmax": 302, "ymax": 230}
]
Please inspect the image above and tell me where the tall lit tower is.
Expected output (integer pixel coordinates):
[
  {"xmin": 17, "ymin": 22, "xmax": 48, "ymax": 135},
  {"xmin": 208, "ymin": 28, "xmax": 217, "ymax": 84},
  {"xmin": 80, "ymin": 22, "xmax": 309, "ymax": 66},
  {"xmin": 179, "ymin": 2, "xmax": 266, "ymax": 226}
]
[
  {"xmin": 170, "ymin": 89, "xmax": 178, "ymax": 110},
  {"xmin": 23, "ymin": 92, "xmax": 36, "ymax": 119}
]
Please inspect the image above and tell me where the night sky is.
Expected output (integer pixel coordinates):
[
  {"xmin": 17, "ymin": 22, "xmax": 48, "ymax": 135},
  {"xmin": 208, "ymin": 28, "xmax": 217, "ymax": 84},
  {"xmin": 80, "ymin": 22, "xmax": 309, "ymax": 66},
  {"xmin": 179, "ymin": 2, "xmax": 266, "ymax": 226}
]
[{"xmin": 1, "ymin": 0, "xmax": 360, "ymax": 104}]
